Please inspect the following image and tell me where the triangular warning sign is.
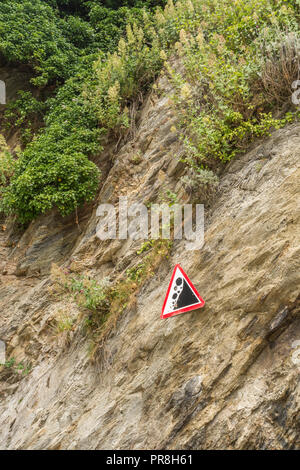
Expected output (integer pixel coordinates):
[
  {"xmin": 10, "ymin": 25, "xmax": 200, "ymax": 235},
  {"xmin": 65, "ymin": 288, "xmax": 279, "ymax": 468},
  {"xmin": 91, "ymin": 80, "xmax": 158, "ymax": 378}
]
[{"xmin": 161, "ymin": 264, "xmax": 205, "ymax": 319}]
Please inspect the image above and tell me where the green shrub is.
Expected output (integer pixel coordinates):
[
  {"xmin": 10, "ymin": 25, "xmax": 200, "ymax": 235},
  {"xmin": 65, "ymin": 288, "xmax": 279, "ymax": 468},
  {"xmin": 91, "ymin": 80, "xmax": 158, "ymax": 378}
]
[
  {"xmin": 2, "ymin": 71, "xmax": 101, "ymax": 223},
  {"xmin": 0, "ymin": 1, "xmax": 173, "ymax": 222},
  {"xmin": 1, "ymin": 1, "xmax": 194, "ymax": 222},
  {"xmin": 0, "ymin": 0, "xmax": 79, "ymax": 86},
  {"xmin": 0, "ymin": 135, "xmax": 15, "ymax": 204},
  {"xmin": 0, "ymin": 135, "xmax": 14, "ymax": 177},
  {"xmin": 2, "ymin": 0, "xmax": 300, "ymax": 222},
  {"xmin": 3, "ymin": 91, "xmax": 47, "ymax": 145},
  {"xmin": 164, "ymin": 0, "xmax": 300, "ymax": 173},
  {"xmin": 89, "ymin": 5, "xmax": 145, "ymax": 53},
  {"xmin": 90, "ymin": 0, "xmax": 204, "ymax": 132}
]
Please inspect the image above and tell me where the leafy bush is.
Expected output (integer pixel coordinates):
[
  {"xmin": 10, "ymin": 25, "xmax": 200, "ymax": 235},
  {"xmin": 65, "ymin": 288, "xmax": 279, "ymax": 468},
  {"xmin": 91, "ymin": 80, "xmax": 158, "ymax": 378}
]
[
  {"xmin": 89, "ymin": 5, "xmax": 145, "ymax": 53},
  {"xmin": 2, "ymin": 0, "xmax": 300, "ymax": 222},
  {"xmin": 163, "ymin": 0, "xmax": 300, "ymax": 173},
  {"xmin": 1, "ymin": 1, "xmax": 197, "ymax": 222},
  {"xmin": 62, "ymin": 15, "xmax": 96, "ymax": 50},
  {"xmin": 0, "ymin": 1, "xmax": 174, "ymax": 222},
  {"xmin": 90, "ymin": 0, "xmax": 204, "ymax": 132},
  {"xmin": 0, "ymin": 0, "xmax": 80, "ymax": 86},
  {"xmin": 0, "ymin": 138, "xmax": 15, "ymax": 229},
  {"xmin": 3, "ymin": 91, "xmax": 48, "ymax": 145},
  {"xmin": 0, "ymin": 135, "xmax": 15, "ymax": 199},
  {"xmin": 1, "ymin": 72, "xmax": 101, "ymax": 223},
  {"xmin": 91, "ymin": 22, "xmax": 165, "ymax": 131}
]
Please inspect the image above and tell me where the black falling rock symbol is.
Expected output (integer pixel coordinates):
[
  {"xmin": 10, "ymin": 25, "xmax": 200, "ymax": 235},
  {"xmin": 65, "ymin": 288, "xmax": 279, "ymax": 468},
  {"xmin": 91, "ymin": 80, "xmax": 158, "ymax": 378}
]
[{"xmin": 173, "ymin": 278, "xmax": 198, "ymax": 310}]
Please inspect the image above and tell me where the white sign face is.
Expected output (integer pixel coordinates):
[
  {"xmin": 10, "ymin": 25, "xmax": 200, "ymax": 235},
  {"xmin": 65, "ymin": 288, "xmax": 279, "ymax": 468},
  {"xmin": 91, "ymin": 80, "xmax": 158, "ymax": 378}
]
[
  {"xmin": 0, "ymin": 80, "xmax": 6, "ymax": 104},
  {"xmin": 0, "ymin": 340, "xmax": 5, "ymax": 364}
]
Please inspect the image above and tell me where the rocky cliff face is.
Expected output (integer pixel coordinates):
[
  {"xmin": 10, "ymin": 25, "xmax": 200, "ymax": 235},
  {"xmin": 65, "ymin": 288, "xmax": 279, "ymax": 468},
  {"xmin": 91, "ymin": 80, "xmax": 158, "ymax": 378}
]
[{"xmin": 0, "ymin": 73, "xmax": 299, "ymax": 450}]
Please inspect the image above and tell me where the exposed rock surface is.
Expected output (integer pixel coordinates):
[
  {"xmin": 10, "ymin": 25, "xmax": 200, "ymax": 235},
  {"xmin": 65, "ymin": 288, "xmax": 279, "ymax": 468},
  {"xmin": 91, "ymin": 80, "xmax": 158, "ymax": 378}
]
[{"xmin": 0, "ymin": 74, "xmax": 299, "ymax": 450}]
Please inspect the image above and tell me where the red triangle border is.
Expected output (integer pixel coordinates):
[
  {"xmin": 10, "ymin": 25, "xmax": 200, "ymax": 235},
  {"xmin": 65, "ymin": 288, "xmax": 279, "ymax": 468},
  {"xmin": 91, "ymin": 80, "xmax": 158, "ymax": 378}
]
[{"xmin": 161, "ymin": 264, "xmax": 205, "ymax": 319}]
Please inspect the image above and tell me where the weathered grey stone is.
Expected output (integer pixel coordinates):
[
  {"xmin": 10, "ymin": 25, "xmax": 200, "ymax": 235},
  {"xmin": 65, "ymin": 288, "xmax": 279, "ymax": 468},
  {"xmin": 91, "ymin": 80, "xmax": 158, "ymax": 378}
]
[{"xmin": 0, "ymin": 75, "xmax": 299, "ymax": 450}]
